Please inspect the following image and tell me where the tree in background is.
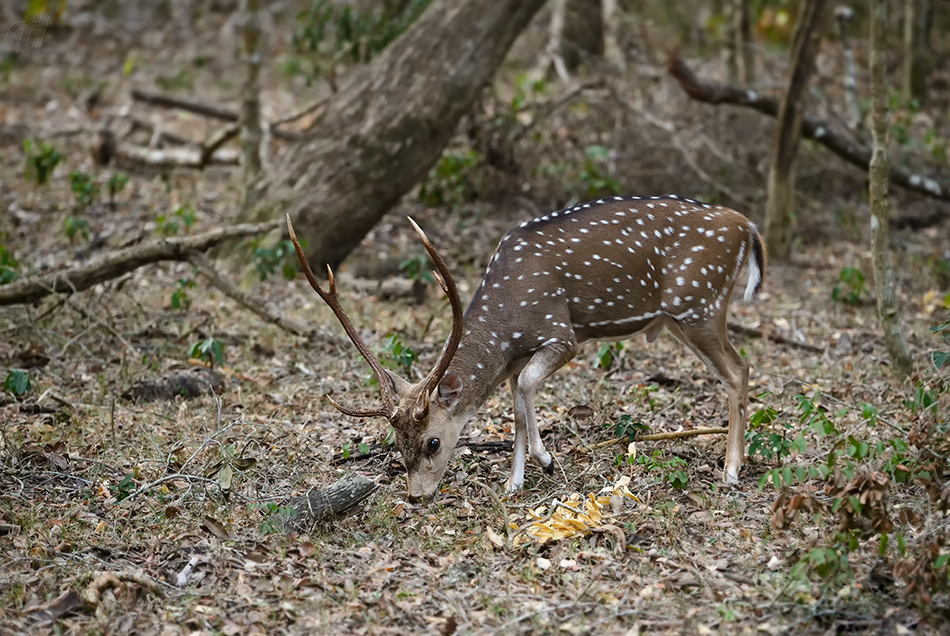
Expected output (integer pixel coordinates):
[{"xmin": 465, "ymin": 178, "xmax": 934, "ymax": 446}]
[
  {"xmin": 762, "ymin": 0, "xmax": 829, "ymax": 261},
  {"xmin": 869, "ymin": 0, "xmax": 913, "ymax": 377},
  {"xmin": 221, "ymin": 0, "xmax": 548, "ymax": 273},
  {"xmin": 540, "ymin": 0, "xmax": 605, "ymax": 81}
]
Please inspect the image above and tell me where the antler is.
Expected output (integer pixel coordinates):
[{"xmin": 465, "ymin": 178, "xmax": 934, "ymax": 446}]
[
  {"xmin": 407, "ymin": 217, "xmax": 464, "ymax": 419},
  {"xmin": 286, "ymin": 215, "xmax": 396, "ymax": 419}
]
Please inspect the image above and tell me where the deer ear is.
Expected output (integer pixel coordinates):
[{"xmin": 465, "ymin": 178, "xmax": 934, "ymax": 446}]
[
  {"xmin": 386, "ymin": 371, "xmax": 412, "ymax": 398},
  {"xmin": 436, "ymin": 373, "xmax": 463, "ymax": 409}
]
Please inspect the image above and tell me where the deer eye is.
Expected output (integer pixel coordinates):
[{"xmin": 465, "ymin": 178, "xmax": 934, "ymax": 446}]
[{"xmin": 426, "ymin": 438, "xmax": 440, "ymax": 454}]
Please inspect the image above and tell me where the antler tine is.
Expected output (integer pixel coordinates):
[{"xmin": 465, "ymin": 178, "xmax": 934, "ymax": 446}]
[
  {"xmin": 407, "ymin": 217, "xmax": 464, "ymax": 410},
  {"xmin": 286, "ymin": 214, "xmax": 397, "ymax": 419},
  {"xmin": 326, "ymin": 395, "xmax": 392, "ymax": 419}
]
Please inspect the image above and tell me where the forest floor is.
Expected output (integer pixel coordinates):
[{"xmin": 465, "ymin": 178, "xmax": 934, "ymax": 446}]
[{"xmin": 1, "ymin": 3, "xmax": 950, "ymax": 635}]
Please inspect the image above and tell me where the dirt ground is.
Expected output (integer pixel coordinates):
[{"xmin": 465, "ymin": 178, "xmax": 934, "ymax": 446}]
[{"xmin": 1, "ymin": 2, "xmax": 949, "ymax": 635}]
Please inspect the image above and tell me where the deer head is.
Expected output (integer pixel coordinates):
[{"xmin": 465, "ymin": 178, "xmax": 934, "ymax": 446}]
[{"xmin": 286, "ymin": 215, "xmax": 465, "ymax": 501}]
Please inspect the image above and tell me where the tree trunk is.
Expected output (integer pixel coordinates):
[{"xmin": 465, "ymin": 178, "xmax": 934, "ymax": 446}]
[
  {"xmin": 724, "ymin": 0, "xmax": 738, "ymax": 82},
  {"xmin": 736, "ymin": 0, "xmax": 754, "ymax": 84},
  {"xmin": 763, "ymin": 0, "xmax": 828, "ymax": 261},
  {"xmin": 835, "ymin": 6, "xmax": 862, "ymax": 131},
  {"xmin": 223, "ymin": 0, "xmax": 547, "ymax": 273},
  {"xmin": 903, "ymin": 0, "xmax": 932, "ymax": 101},
  {"xmin": 542, "ymin": 0, "xmax": 605, "ymax": 81},
  {"xmin": 602, "ymin": 0, "xmax": 626, "ymax": 72},
  {"xmin": 869, "ymin": 0, "xmax": 913, "ymax": 378},
  {"xmin": 240, "ymin": 0, "xmax": 265, "ymax": 195}
]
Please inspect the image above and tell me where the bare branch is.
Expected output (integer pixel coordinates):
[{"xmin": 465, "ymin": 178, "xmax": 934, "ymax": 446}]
[
  {"xmin": 0, "ymin": 222, "xmax": 278, "ymax": 306},
  {"xmin": 668, "ymin": 58, "xmax": 949, "ymax": 202}
]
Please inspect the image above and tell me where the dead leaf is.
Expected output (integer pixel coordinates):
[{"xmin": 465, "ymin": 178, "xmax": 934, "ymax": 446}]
[
  {"xmin": 28, "ymin": 590, "xmax": 83, "ymax": 621},
  {"xmin": 200, "ymin": 516, "xmax": 232, "ymax": 540},
  {"xmin": 485, "ymin": 527, "xmax": 506, "ymax": 549}
]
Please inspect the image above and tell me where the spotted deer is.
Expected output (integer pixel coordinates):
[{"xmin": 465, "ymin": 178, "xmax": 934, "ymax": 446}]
[{"xmin": 287, "ymin": 195, "xmax": 766, "ymax": 501}]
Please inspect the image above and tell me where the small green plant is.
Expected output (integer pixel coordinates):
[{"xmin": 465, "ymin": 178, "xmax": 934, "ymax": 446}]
[
  {"xmin": 746, "ymin": 403, "xmax": 803, "ymax": 461},
  {"xmin": 114, "ymin": 473, "xmax": 138, "ymax": 501},
  {"xmin": 251, "ymin": 239, "xmax": 298, "ymax": 281},
  {"xmin": 831, "ymin": 267, "xmax": 866, "ymax": 305},
  {"xmin": 418, "ymin": 150, "xmax": 482, "ymax": 207},
  {"xmin": 105, "ymin": 172, "xmax": 130, "ymax": 207},
  {"xmin": 251, "ymin": 502, "xmax": 297, "ymax": 535},
  {"xmin": 931, "ymin": 312, "xmax": 950, "ymax": 370},
  {"xmin": 63, "ymin": 216, "xmax": 91, "ymax": 243},
  {"xmin": 170, "ymin": 278, "xmax": 196, "ymax": 310},
  {"xmin": 155, "ymin": 69, "xmax": 193, "ymax": 91},
  {"xmin": 596, "ymin": 341, "xmax": 624, "ymax": 370},
  {"xmin": 189, "ymin": 337, "xmax": 225, "ymax": 368},
  {"xmin": 4, "ymin": 369, "xmax": 31, "ymax": 396},
  {"xmin": 636, "ymin": 449, "xmax": 689, "ymax": 489},
  {"xmin": 793, "ymin": 531, "xmax": 858, "ymax": 591},
  {"xmin": 378, "ymin": 333, "xmax": 416, "ymax": 376},
  {"xmin": 610, "ymin": 414, "xmax": 649, "ymax": 442},
  {"xmin": 399, "ymin": 254, "xmax": 435, "ymax": 286},
  {"xmin": 578, "ymin": 145, "xmax": 622, "ymax": 197},
  {"xmin": 157, "ymin": 204, "xmax": 197, "ymax": 237},
  {"xmin": 903, "ymin": 381, "xmax": 940, "ymax": 417},
  {"xmin": 0, "ymin": 244, "xmax": 19, "ymax": 285},
  {"xmin": 291, "ymin": 0, "xmax": 432, "ymax": 81},
  {"xmin": 23, "ymin": 138, "xmax": 63, "ymax": 186},
  {"xmin": 69, "ymin": 171, "xmax": 100, "ymax": 210}
]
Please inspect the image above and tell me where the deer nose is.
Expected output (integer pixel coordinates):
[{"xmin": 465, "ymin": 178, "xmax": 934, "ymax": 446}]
[{"xmin": 407, "ymin": 491, "xmax": 435, "ymax": 504}]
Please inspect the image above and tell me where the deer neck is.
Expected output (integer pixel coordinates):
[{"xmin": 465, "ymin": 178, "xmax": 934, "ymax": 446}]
[{"xmin": 442, "ymin": 306, "xmax": 518, "ymax": 422}]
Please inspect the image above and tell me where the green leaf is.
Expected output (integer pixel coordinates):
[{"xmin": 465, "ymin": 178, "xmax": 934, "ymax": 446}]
[
  {"xmin": 933, "ymin": 351, "xmax": 950, "ymax": 369},
  {"xmin": 4, "ymin": 369, "xmax": 31, "ymax": 396}
]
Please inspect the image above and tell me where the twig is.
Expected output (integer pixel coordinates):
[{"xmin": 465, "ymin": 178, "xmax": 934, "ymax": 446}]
[
  {"xmin": 186, "ymin": 253, "xmax": 315, "ymax": 338},
  {"xmin": 130, "ymin": 88, "xmax": 299, "ymax": 141},
  {"xmin": 727, "ymin": 321, "xmax": 824, "ymax": 353},
  {"xmin": 120, "ymin": 473, "xmax": 221, "ymax": 503},
  {"xmin": 0, "ymin": 221, "xmax": 279, "ymax": 306},
  {"xmin": 271, "ymin": 97, "xmax": 330, "ymax": 127},
  {"xmin": 590, "ymin": 426, "xmax": 729, "ymax": 451},
  {"xmin": 63, "ymin": 295, "xmax": 137, "ymax": 359},
  {"xmin": 131, "ymin": 89, "xmax": 240, "ymax": 122},
  {"xmin": 509, "ymin": 79, "xmax": 604, "ymax": 143},
  {"xmin": 200, "ymin": 123, "xmax": 241, "ymax": 167},
  {"xmin": 471, "ymin": 479, "xmax": 512, "ymax": 542}
]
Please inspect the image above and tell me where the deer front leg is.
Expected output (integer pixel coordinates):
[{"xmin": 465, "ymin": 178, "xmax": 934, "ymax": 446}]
[{"xmin": 506, "ymin": 341, "xmax": 575, "ymax": 492}]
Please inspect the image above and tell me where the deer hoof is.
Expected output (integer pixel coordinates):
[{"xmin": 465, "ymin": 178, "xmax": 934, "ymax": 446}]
[
  {"xmin": 544, "ymin": 458, "xmax": 555, "ymax": 475},
  {"xmin": 722, "ymin": 466, "xmax": 740, "ymax": 485}
]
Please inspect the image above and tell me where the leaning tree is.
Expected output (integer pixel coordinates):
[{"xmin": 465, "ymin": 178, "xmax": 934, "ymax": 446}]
[{"xmin": 219, "ymin": 0, "xmax": 549, "ymax": 272}]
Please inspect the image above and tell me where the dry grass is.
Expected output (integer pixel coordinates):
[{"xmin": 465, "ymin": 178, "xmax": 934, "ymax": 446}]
[{"xmin": 2, "ymin": 2, "xmax": 950, "ymax": 634}]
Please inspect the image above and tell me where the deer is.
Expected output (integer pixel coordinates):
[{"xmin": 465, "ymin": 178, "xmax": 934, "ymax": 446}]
[{"xmin": 286, "ymin": 194, "xmax": 766, "ymax": 502}]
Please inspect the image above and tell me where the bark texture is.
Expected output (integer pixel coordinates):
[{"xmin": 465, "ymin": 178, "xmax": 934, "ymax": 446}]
[
  {"xmin": 542, "ymin": 0, "xmax": 605, "ymax": 80},
  {"xmin": 280, "ymin": 472, "xmax": 378, "ymax": 533},
  {"xmin": 227, "ymin": 0, "xmax": 548, "ymax": 272},
  {"xmin": 602, "ymin": 0, "xmax": 626, "ymax": 72},
  {"xmin": 869, "ymin": 0, "xmax": 913, "ymax": 377},
  {"xmin": 736, "ymin": 0, "xmax": 755, "ymax": 84},
  {"xmin": 0, "ymin": 222, "xmax": 277, "ymax": 306},
  {"xmin": 763, "ymin": 0, "xmax": 828, "ymax": 261},
  {"xmin": 240, "ymin": 0, "xmax": 265, "ymax": 190}
]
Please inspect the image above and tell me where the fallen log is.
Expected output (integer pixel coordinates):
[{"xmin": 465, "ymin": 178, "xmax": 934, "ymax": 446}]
[
  {"xmin": 0, "ymin": 221, "xmax": 278, "ymax": 306},
  {"xmin": 280, "ymin": 471, "xmax": 378, "ymax": 533}
]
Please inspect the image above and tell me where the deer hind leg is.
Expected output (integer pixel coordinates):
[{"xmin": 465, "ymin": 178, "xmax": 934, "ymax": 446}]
[
  {"xmin": 672, "ymin": 321, "xmax": 749, "ymax": 484},
  {"xmin": 507, "ymin": 341, "xmax": 576, "ymax": 492}
]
